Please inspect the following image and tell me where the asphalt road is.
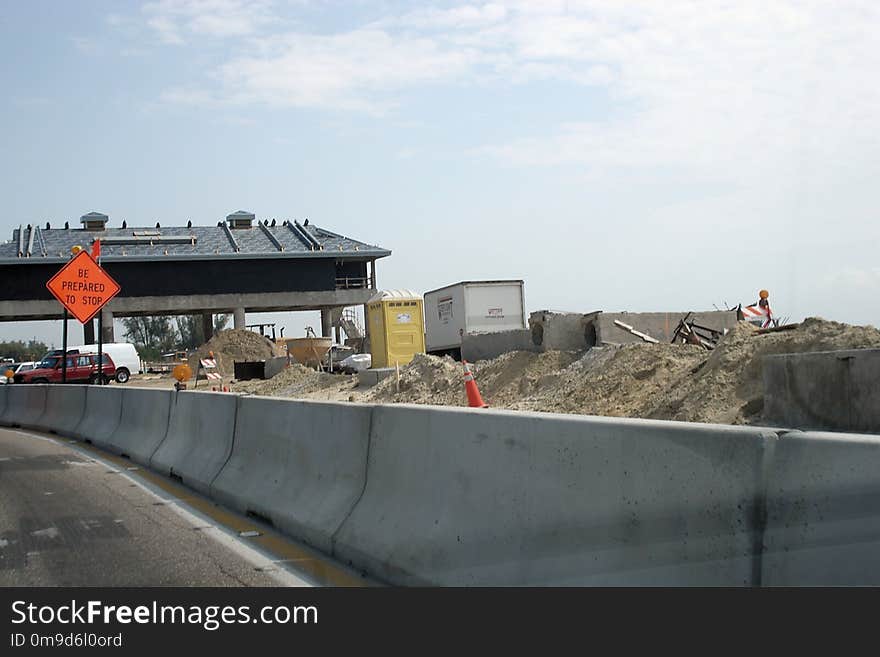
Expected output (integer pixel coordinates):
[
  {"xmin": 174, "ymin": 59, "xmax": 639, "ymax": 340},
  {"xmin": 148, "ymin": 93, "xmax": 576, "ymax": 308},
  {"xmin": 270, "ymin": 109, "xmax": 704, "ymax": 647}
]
[{"xmin": 0, "ymin": 427, "xmax": 315, "ymax": 586}]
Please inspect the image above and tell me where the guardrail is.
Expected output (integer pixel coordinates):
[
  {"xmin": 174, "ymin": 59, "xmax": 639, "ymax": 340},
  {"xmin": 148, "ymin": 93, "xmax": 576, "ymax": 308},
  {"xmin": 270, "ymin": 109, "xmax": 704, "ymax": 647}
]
[{"xmin": 2, "ymin": 383, "xmax": 879, "ymax": 586}]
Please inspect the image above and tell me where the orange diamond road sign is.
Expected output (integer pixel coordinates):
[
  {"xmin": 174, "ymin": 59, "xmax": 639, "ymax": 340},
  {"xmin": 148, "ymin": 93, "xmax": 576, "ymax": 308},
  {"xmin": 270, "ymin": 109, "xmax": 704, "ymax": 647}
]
[{"xmin": 46, "ymin": 250, "xmax": 121, "ymax": 324}]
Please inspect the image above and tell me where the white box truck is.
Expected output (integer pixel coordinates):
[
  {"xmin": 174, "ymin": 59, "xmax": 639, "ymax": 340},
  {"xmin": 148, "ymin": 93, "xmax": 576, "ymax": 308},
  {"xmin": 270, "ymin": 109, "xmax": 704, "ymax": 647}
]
[{"xmin": 424, "ymin": 280, "xmax": 526, "ymax": 358}]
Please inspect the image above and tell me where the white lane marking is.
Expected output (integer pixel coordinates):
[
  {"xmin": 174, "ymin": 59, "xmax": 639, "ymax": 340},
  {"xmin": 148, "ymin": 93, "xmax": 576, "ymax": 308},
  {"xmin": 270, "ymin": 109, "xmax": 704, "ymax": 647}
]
[
  {"xmin": 0, "ymin": 539, "xmax": 8, "ymax": 548},
  {"xmin": 4, "ymin": 428, "xmax": 314, "ymax": 587},
  {"xmin": 43, "ymin": 491, "xmax": 54, "ymax": 496},
  {"xmin": 31, "ymin": 527, "xmax": 60, "ymax": 539}
]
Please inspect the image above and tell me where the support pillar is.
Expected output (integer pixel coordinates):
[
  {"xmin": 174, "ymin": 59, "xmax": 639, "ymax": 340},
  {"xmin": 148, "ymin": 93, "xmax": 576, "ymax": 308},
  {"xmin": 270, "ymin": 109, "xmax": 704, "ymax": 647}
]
[
  {"xmin": 83, "ymin": 319, "xmax": 95, "ymax": 344},
  {"xmin": 320, "ymin": 309, "xmax": 332, "ymax": 339},
  {"xmin": 335, "ymin": 325, "xmax": 342, "ymax": 344},
  {"xmin": 100, "ymin": 309, "xmax": 114, "ymax": 343},
  {"xmin": 233, "ymin": 307, "xmax": 246, "ymax": 330},
  {"xmin": 202, "ymin": 313, "xmax": 214, "ymax": 341}
]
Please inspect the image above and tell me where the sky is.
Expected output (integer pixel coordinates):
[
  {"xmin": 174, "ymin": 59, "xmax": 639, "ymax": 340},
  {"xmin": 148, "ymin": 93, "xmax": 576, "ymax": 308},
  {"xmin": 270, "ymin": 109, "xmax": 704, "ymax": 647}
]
[{"xmin": 1, "ymin": 0, "xmax": 878, "ymax": 348}]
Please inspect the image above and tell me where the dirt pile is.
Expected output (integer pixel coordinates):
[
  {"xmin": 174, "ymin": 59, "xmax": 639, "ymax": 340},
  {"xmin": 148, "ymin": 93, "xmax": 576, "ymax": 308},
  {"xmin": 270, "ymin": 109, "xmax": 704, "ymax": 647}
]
[
  {"xmin": 512, "ymin": 343, "xmax": 707, "ymax": 418},
  {"xmin": 222, "ymin": 318, "xmax": 879, "ymax": 426},
  {"xmin": 647, "ymin": 317, "xmax": 880, "ymax": 424},
  {"xmin": 188, "ymin": 329, "xmax": 276, "ymax": 377},
  {"xmin": 364, "ymin": 350, "xmax": 582, "ymax": 406},
  {"xmin": 232, "ymin": 362, "xmax": 355, "ymax": 398},
  {"xmin": 364, "ymin": 317, "xmax": 880, "ymax": 425},
  {"xmin": 364, "ymin": 354, "xmax": 464, "ymax": 405}
]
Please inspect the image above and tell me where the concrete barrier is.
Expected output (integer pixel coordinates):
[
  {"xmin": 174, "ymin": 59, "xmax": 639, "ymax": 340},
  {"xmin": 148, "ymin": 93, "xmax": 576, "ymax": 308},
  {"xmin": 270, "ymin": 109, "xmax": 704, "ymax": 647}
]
[
  {"xmin": 106, "ymin": 388, "xmax": 174, "ymax": 465},
  {"xmin": 150, "ymin": 391, "xmax": 239, "ymax": 494},
  {"xmin": 211, "ymin": 397, "xmax": 373, "ymax": 553},
  {"xmin": 333, "ymin": 404, "xmax": 774, "ymax": 586},
  {"xmin": 73, "ymin": 386, "xmax": 125, "ymax": 446},
  {"xmin": 763, "ymin": 430, "xmax": 880, "ymax": 585},
  {"xmin": 39, "ymin": 385, "xmax": 88, "ymax": 436},
  {"xmin": 764, "ymin": 349, "xmax": 880, "ymax": 433},
  {"xmin": 0, "ymin": 385, "xmax": 48, "ymax": 428},
  {"xmin": 0, "ymin": 384, "xmax": 7, "ymax": 421}
]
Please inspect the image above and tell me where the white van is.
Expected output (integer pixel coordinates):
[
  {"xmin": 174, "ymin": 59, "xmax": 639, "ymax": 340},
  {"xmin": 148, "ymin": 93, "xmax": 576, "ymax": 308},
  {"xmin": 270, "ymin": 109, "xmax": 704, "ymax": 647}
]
[{"xmin": 70, "ymin": 343, "xmax": 141, "ymax": 383}]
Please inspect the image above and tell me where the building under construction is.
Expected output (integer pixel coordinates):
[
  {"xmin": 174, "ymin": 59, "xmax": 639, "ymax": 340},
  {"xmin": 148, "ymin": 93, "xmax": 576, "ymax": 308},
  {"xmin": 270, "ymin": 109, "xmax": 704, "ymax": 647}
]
[{"xmin": 0, "ymin": 211, "xmax": 390, "ymax": 343}]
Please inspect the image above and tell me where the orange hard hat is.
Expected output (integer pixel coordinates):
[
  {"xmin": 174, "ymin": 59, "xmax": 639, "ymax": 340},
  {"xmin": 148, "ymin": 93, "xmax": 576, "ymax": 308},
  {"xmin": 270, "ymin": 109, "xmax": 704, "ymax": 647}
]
[{"xmin": 759, "ymin": 289, "xmax": 769, "ymax": 299}]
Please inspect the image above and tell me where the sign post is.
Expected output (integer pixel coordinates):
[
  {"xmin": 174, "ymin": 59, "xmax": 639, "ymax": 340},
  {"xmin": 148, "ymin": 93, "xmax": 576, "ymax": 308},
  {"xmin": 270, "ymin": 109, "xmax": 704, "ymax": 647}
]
[
  {"xmin": 61, "ymin": 309, "xmax": 68, "ymax": 384},
  {"xmin": 46, "ymin": 250, "xmax": 120, "ymax": 384}
]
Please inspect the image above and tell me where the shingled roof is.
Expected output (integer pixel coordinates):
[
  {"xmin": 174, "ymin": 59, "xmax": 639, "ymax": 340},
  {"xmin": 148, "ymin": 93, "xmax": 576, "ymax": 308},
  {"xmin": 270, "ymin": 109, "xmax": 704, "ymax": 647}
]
[{"xmin": 0, "ymin": 212, "xmax": 391, "ymax": 264}]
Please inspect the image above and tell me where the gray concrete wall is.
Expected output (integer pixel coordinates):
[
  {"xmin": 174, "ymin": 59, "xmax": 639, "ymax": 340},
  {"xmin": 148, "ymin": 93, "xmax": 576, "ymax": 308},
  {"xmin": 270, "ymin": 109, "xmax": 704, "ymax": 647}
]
[
  {"xmin": 528, "ymin": 311, "xmax": 592, "ymax": 351},
  {"xmin": 763, "ymin": 348, "xmax": 880, "ymax": 433},
  {"xmin": 333, "ymin": 405, "xmax": 774, "ymax": 586},
  {"xmin": 357, "ymin": 367, "xmax": 395, "ymax": 388},
  {"xmin": 264, "ymin": 356, "xmax": 289, "ymax": 380},
  {"xmin": 12, "ymin": 385, "xmax": 880, "ymax": 586},
  {"xmin": 527, "ymin": 310, "xmax": 738, "ymax": 351},
  {"xmin": 763, "ymin": 430, "xmax": 880, "ymax": 584},
  {"xmin": 596, "ymin": 311, "xmax": 739, "ymax": 345},
  {"xmin": 461, "ymin": 329, "xmax": 535, "ymax": 362}
]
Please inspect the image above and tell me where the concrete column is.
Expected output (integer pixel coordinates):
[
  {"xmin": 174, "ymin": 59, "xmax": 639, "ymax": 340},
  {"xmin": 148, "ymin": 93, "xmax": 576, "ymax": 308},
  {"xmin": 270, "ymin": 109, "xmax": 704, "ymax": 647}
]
[
  {"xmin": 233, "ymin": 307, "xmax": 246, "ymax": 330},
  {"xmin": 202, "ymin": 313, "xmax": 214, "ymax": 341},
  {"xmin": 100, "ymin": 309, "xmax": 115, "ymax": 343},
  {"xmin": 320, "ymin": 309, "xmax": 332, "ymax": 338},
  {"xmin": 83, "ymin": 320, "xmax": 95, "ymax": 344}
]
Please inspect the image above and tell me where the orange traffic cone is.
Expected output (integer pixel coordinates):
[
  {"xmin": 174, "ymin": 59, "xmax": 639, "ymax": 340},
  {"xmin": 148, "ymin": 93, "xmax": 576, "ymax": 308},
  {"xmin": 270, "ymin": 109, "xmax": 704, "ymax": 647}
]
[{"xmin": 462, "ymin": 360, "xmax": 488, "ymax": 408}]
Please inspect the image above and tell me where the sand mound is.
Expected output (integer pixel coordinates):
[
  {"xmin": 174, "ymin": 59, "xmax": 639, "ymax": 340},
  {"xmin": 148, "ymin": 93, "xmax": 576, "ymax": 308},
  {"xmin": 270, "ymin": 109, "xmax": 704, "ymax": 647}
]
[
  {"xmin": 222, "ymin": 318, "xmax": 879, "ymax": 426},
  {"xmin": 647, "ymin": 317, "xmax": 880, "ymax": 424},
  {"xmin": 188, "ymin": 329, "xmax": 276, "ymax": 377},
  {"xmin": 364, "ymin": 317, "xmax": 880, "ymax": 425},
  {"xmin": 365, "ymin": 353, "xmax": 464, "ymax": 405},
  {"xmin": 232, "ymin": 361, "xmax": 349, "ymax": 396}
]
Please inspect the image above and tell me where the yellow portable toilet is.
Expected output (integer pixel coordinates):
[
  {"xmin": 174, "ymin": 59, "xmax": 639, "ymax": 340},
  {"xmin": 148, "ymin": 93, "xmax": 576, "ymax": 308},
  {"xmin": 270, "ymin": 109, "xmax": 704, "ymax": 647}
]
[{"xmin": 367, "ymin": 289, "xmax": 426, "ymax": 368}]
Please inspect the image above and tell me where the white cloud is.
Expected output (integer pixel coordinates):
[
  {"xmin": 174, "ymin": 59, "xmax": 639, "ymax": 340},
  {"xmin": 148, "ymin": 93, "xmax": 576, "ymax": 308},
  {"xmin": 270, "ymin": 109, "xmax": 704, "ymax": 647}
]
[
  {"xmin": 140, "ymin": 1, "xmax": 880, "ymax": 179},
  {"xmin": 175, "ymin": 28, "xmax": 478, "ymax": 112},
  {"xmin": 143, "ymin": 0, "xmax": 275, "ymax": 44}
]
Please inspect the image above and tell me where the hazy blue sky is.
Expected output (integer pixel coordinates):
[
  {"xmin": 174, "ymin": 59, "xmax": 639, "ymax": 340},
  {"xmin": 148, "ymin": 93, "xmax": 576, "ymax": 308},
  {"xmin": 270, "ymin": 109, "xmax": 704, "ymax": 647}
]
[{"xmin": 2, "ymin": 1, "xmax": 878, "ymax": 347}]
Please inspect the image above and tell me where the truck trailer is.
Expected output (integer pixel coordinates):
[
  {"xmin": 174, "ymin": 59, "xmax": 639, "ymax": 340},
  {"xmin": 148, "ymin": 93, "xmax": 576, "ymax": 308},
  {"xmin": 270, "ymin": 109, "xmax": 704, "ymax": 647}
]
[{"xmin": 424, "ymin": 280, "xmax": 526, "ymax": 359}]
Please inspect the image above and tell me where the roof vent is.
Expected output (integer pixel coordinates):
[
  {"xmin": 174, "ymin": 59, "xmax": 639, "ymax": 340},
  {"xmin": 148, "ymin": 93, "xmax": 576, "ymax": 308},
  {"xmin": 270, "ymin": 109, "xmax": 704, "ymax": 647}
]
[
  {"xmin": 226, "ymin": 210, "xmax": 255, "ymax": 229},
  {"xmin": 80, "ymin": 212, "xmax": 109, "ymax": 231}
]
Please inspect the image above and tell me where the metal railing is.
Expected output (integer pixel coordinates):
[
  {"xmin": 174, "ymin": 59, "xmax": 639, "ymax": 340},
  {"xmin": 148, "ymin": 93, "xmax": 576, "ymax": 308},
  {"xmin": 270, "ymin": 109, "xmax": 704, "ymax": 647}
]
[{"xmin": 335, "ymin": 277, "xmax": 370, "ymax": 289}]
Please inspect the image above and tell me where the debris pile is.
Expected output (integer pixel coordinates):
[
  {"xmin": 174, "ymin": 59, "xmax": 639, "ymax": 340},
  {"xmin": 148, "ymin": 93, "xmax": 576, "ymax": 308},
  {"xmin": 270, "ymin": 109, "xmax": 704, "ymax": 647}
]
[
  {"xmin": 232, "ymin": 362, "xmax": 351, "ymax": 397},
  {"xmin": 225, "ymin": 318, "xmax": 880, "ymax": 427},
  {"xmin": 647, "ymin": 317, "xmax": 880, "ymax": 424},
  {"xmin": 188, "ymin": 329, "xmax": 276, "ymax": 377}
]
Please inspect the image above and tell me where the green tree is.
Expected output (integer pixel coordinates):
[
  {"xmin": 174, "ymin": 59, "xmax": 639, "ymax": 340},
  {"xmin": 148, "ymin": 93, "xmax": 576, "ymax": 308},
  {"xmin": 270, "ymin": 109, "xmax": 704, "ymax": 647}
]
[
  {"xmin": 0, "ymin": 339, "xmax": 49, "ymax": 362},
  {"xmin": 174, "ymin": 314, "xmax": 230, "ymax": 350},
  {"xmin": 121, "ymin": 316, "xmax": 176, "ymax": 361}
]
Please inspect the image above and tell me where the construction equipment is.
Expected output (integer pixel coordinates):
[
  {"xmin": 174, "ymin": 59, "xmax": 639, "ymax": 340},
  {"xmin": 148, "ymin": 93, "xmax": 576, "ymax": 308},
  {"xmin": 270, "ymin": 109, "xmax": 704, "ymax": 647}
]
[
  {"xmin": 339, "ymin": 308, "xmax": 363, "ymax": 340},
  {"xmin": 287, "ymin": 327, "xmax": 332, "ymax": 370}
]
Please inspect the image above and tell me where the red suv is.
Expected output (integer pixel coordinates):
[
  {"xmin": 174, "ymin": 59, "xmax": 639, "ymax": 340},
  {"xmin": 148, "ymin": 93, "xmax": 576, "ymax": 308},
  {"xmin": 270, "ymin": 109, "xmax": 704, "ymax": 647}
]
[{"xmin": 15, "ymin": 353, "xmax": 116, "ymax": 385}]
